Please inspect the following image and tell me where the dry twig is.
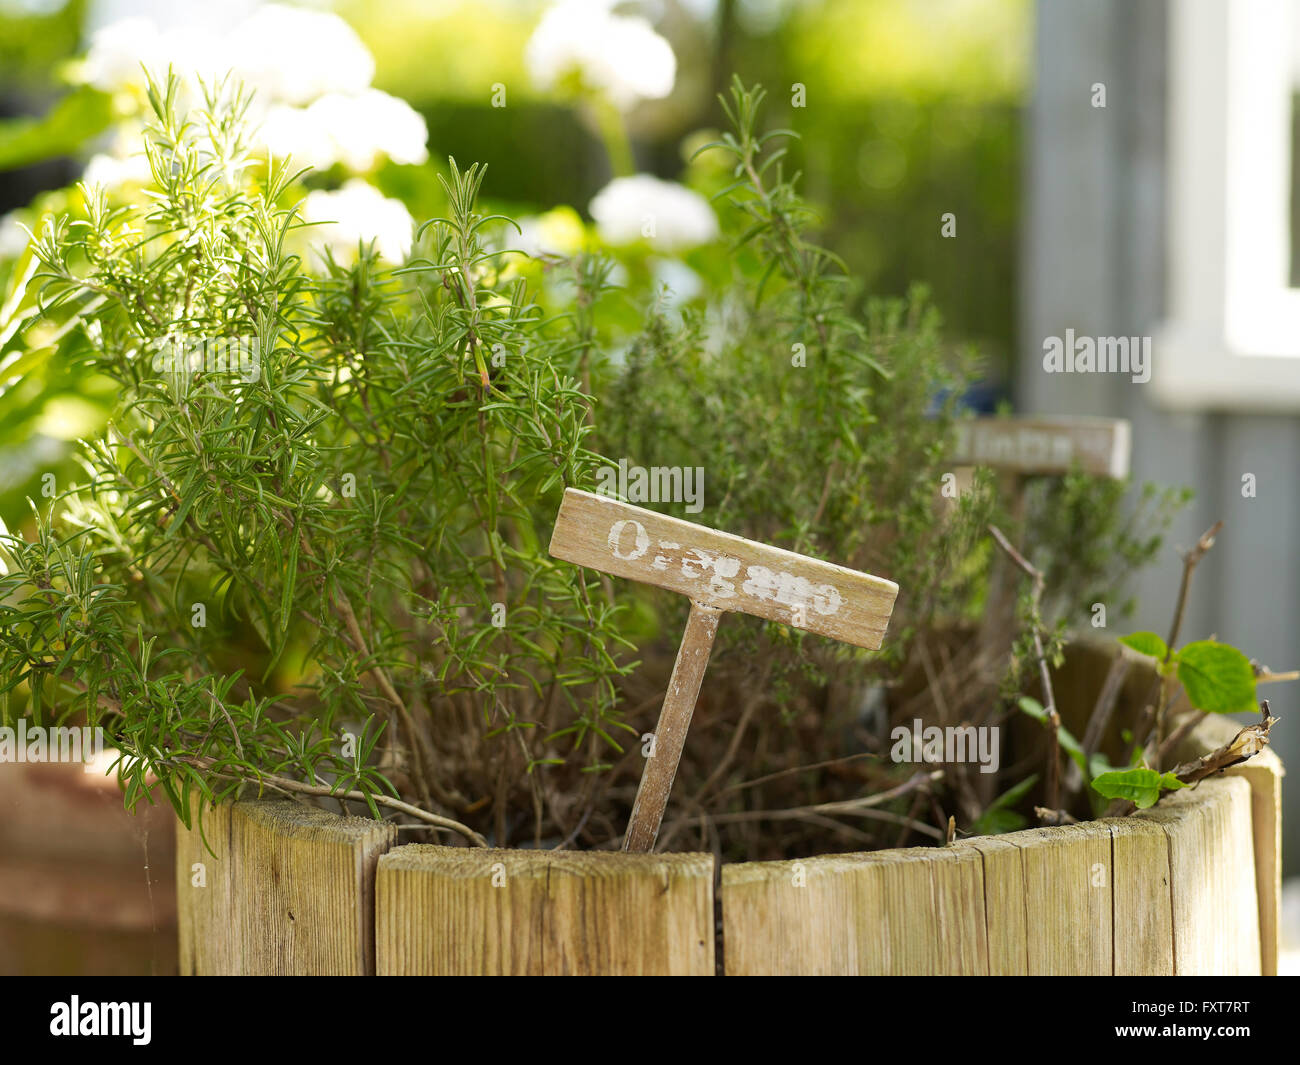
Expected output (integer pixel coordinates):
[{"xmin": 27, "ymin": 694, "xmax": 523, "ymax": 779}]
[{"xmin": 988, "ymin": 524, "xmax": 1062, "ymax": 816}]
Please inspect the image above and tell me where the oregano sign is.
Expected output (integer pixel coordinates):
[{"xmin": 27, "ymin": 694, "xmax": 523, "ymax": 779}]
[{"xmin": 549, "ymin": 488, "xmax": 899, "ymax": 851}]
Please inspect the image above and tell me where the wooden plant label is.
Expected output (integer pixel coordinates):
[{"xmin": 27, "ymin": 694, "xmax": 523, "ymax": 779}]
[
  {"xmin": 549, "ymin": 488, "xmax": 899, "ymax": 852},
  {"xmin": 951, "ymin": 415, "xmax": 1130, "ymax": 479}
]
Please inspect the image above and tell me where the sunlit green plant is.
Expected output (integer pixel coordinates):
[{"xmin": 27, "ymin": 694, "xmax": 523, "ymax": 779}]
[
  {"xmin": 0, "ymin": 75, "xmax": 1194, "ymax": 857},
  {"xmin": 0, "ymin": 75, "xmax": 634, "ymax": 846}
]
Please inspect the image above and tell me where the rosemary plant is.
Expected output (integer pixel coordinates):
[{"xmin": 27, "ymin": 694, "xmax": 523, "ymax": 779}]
[{"xmin": 0, "ymin": 75, "xmax": 633, "ymax": 846}]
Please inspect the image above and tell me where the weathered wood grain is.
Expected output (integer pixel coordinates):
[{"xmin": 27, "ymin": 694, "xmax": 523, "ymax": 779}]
[
  {"xmin": 176, "ymin": 799, "xmax": 394, "ymax": 975},
  {"xmin": 955, "ymin": 835, "xmax": 1027, "ymax": 975},
  {"xmin": 722, "ymin": 846, "xmax": 986, "ymax": 975},
  {"xmin": 1135, "ymin": 775, "xmax": 1260, "ymax": 975},
  {"xmin": 951, "ymin": 415, "xmax": 1130, "ymax": 478},
  {"xmin": 721, "ymin": 856, "xmax": 864, "ymax": 976},
  {"xmin": 1172, "ymin": 713, "xmax": 1283, "ymax": 976},
  {"xmin": 175, "ymin": 799, "xmax": 233, "ymax": 977},
  {"xmin": 173, "ymin": 677, "xmax": 1277, "ymax": 976},
  {"xmin": 1109, "ymin": 816, "xmax": 1175, "ymax": 975},
  {"xmin": 376, "ymin": 845, "xmax": 714, "ymax": 975},
  {"xmin": 1013, "ymin": 821, "xmax": 1114, "ymax": 975},
  {"xmin": 549, "ymin": 488, "xmax": 898, "ymax": 649}
]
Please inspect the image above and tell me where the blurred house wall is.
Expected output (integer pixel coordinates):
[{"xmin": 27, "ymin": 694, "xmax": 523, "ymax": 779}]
[{"xmin": 1022, "ymin": 0, "xmax": 1300, "ymax": 872}]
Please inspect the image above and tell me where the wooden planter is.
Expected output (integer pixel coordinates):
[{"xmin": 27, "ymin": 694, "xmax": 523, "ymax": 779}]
[{"xmin": 175, "ymin": 651, "xmax": 1283, "ymax": 976}]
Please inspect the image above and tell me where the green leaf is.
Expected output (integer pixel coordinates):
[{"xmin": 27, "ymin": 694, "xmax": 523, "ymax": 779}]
[
  {"xmin": 1176, "ymin": 640, "xmax": 1257, "ymax": 714},
  {"xmin": 1119, "ymin": 631, "xmax": 1168, "ymax": 661},
  {"xmin": 971, "ymin": 808, "xmax": 1026, "ymax": 835},
  {"xmin": 1090, "ymin": 768, "xmax": 1186, "ymax": 809},
  {"xmin": 970, "ymin": 773, "xmax": 1038, "ymax": 836}
]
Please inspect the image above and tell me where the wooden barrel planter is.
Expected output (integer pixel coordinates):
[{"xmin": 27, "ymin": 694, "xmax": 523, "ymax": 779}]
[{"xmin": 174, "ymin": 647, "xmax": 1283, "ymax": 976}]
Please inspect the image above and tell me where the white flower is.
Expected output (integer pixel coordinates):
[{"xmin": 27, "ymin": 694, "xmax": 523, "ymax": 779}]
[
  {"xmin": 258, "ymin": 90, "xmax": 426, "ymax": 174},
  {"xmin": 526, "ymin": 0, "xmax": 676, "ymax": 110},
  {"xmin": 221, "ymin": 4, "xmax": 374, "ymax": 106},
  {"xmin": 589, "ymin": 175, "xmax": 718, "ymax": 252},
  {"xmin": 257, "ymin": 104, "xmax": 335, "ymax": 170},
  {"xmin": 80, "ymin": 5, "xmax": 373, "ymax": 105},
  {"xmin": 650, "ymin": 257, "xmax": 703, "ymax": 307},
  {"xmin": 83, "ymin": 151, "xmax": 153, "ymax": 190},
  {"xmin": 79, "ymin": 8, "xmax": 424, "ymax": 186},
  {"xmin": 300, "ymin": 180, "xmax": 414, "ymax": 264},
  {"xmin": 258, "ymin": 90, "xmax": 428, "ymax": 172},
  {"xmin": 81, "ymin": 18, "xmax": 191, "ymax": 93},
  {"xmin": 0, "ymin": 213, "xmax": 30, "ymax": 260}
]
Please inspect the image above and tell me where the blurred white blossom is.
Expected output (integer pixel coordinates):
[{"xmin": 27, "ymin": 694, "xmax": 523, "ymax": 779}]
[
  {"xmin": 82, "ymin": 5, "xmax": 372, "ymax": 104},
  {"xmin": 76, "ymin": 4, "xmax": 427, "ymax": 212},
  {"xmin": 300, "ymin": 179, "xmax": 414, "ymax": 264},
  {"xmin": 526, "ymin": 0, "xmax": 676, "ymax": 110},
  {"xmin": 81, "ymin": 17, "xmax": 198, "ymax": 93},
  {"xmin": 223, "ymin": 4, "xmax": 374, "ymax": 105},
  {"xmin": 650, "ymin": 257, "xmax": 703, "ymax": 307},
  {"xmin": 83, "ymin": 150, "xmax": 152, "ymax": 191},
  {"xmin": 259, "ymin": 90, "xmax": 428, "ymax": 172},
  {"xmin": 0, "ymin": 213, "xmax": 30, "ymax": 260},
  {"xmin": 589, "ymin": 174, "xmax": 718, "ymax": 251}
]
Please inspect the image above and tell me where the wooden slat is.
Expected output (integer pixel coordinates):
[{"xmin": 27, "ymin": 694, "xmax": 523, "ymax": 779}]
[
  {"xmin": 951, "ymin": 415, "xmax": 1130, "ymax": 477},
  {"xmin": 1135, "ymin": 775, "xmax": 1260, "ymax": 975},
  {"xmin": 1173, "ymin": 713, "xmax": 1283, "ymax": 976},
  {"xmin": 1016, "ymin": 822, "xmax": 1113, "ymax": 974},
  {"xmin": 955, "ymin": 836, "xmax": 1027, "ymax": 975},
  {"xmin": 175, "ymin": 800, "xmax": 234, "ymax": 976},
  {"xmin": 973, "ymin": 821, "xmax": 1113, "ymax": 975},
  {"xmin": 549, "ymin": 488, "xmax": 898, "ymax": 649},
  {"xmin": 376, "ymin": 845, "xmax": 714, "ymax": 975},
  {"xmin": 722, "ymin": 847, "xmax": 986, "ymax": 975},
  {"xmin": 176, "ymin": 800, "xmax": 394, "ymax": 975},
  {"xmin": 623, "ymin": 600, "xmax": 721, "ymax": 852},
  {"xmin": 1109, "ymin": 816, "xmax": 1175, "ymax": 975},
  {"xmin": 875, "ymin": 847, "xmax": 986, "ymax": 974},
  {"xmin": 721, "ymin": 856, "xmax": 864, "ymax": 976}
]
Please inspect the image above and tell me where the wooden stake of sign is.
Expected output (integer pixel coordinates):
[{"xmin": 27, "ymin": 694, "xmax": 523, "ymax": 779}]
[
  {"xmin": 549, "ymin": 488, "xmax": 899, "ymax": 852},
  {"xmin": 624, "ymin": 600, "xmax": 720, "ymax": 853}
]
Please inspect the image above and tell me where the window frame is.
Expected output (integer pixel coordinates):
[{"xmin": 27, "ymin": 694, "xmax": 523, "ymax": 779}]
[{"xmin": 1155, "ymin": 0, "xmax": 1300, "ymax": 409}]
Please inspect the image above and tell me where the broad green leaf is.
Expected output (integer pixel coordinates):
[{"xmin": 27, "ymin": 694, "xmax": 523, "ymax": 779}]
[
  {"xmin": 1176, "ymin": 640, "xmax": 1257, "ymax": 714},
  {"xmin": 1119, "ymin": 630, "xmax": 1168, "ymax": 661},
  {"xmin": 1090, "ymin": 767, "xmax": 1186, "ymax": 809}
]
